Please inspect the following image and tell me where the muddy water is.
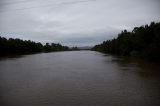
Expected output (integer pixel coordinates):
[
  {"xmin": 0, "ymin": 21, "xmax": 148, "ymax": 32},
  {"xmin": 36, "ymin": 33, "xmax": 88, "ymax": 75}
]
[{"xmin": 0, "ymin": 51, "xmax": 160, "ymax": 106}]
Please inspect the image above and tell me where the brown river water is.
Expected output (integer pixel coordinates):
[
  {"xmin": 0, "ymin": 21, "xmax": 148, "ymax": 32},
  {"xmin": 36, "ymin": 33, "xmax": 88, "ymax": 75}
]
[{"xmin": 0, "ymin": 51, "xmax": 160, "ymax": 106}]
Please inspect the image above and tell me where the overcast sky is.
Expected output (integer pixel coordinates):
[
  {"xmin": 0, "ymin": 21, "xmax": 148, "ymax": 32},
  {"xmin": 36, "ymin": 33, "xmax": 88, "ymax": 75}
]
[{"xmin": 0, "ymin": 0, "xmax": 160, "ymax": 46}]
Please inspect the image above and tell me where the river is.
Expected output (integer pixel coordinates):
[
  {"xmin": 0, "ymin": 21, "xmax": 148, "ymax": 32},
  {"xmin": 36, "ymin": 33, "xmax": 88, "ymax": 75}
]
[{"xmin": 0, "ymin": 51, "xmax": 160, "ymax": 106}]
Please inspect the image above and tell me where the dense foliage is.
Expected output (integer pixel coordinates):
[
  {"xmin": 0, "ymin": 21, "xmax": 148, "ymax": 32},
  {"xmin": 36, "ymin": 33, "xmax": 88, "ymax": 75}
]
[
  {"xmin": 0, "ymin": 36, "xmax": 69, "ymax": 55},
  {"xmin": 92, "ymin": 22, "xmax": 160, "ymax": 61}
]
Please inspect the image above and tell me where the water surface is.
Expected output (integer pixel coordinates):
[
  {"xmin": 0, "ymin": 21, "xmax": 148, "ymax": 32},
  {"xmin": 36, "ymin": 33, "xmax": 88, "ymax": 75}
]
[{"xmin": 0, "ymin": 51, "xmax": 160, "ymax": 106}]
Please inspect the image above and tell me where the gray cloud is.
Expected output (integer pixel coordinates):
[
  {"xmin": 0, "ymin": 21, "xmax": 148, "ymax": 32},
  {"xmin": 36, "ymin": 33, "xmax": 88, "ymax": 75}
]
[{"xmin": 0, "ymin": 0, "xmax": 160, "ymax": 46}]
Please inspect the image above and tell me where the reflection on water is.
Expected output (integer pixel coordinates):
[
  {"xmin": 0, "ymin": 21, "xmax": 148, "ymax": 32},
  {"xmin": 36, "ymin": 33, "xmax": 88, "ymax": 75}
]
[
  {"xmin": 0, "ymin": 51, "xmax": 160, "ymax": 106},
  {"xmin": 110, "ymin": 56, "xmax": 160, "ymax": 79}
]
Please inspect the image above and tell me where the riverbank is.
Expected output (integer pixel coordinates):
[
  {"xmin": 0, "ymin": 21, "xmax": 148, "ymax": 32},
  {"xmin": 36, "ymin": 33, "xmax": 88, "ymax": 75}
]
[{"xmin": 92, "ymin": 22, "xmax": 160, "ymax": 62}]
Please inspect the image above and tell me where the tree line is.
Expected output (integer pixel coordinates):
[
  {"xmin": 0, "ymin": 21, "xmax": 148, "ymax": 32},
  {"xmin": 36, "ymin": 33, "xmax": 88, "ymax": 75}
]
[
  {"xmin": 92, "ymin": 22, "xmax": 160, "ymax": 62},
  {"xmin": 0, "ymin": 36, "xmax": 69, "ymax": 55}
]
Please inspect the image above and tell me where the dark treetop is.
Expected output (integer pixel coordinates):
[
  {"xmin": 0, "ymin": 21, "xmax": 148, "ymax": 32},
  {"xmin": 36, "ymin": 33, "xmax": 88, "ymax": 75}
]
[
  {"xmin": 92, "ymin": 22, "xmax": 160, "ymax": 62},
  {"xmin": 0, "ymin": 36, "xmax": 69, "ymax": 55}
]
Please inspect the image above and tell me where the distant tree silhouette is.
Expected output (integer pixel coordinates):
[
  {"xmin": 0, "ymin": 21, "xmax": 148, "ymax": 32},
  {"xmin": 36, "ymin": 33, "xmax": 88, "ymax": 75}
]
[
  {"xmin": 0, "ymin": 36, "xmax": 69, "ymax": 55},
  {"xmin": 70, "ymin": 47, "xmax": 80, "ymax": 51},
  {"xmin": 92, "ymin": 22, "xmax": 160, "ymax": 62}
]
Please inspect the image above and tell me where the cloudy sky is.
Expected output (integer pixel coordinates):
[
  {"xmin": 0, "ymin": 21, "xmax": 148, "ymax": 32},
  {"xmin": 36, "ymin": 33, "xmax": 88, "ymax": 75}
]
[{"xmin": 0, "ymin": 0, "xmax": 160, "ymax": 46}]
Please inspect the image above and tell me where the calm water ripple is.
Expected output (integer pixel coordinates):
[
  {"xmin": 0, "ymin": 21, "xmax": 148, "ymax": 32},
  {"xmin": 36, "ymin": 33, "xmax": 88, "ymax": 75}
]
[{"xmin": 0, "ymin": 51, "xmax": 160, "ymax": 106}]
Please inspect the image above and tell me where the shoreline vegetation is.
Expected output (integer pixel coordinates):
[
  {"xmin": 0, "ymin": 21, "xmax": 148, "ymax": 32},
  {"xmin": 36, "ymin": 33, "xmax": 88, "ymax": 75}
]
[
  {"xmin": 1, "ymin": 21, "xmax": 160, "ymax": 62},
  {"xmin": 0, "ymin": 36, "xmax": 90, "ymax": 57},
  {"xmin": 92, "ymin": 22, "xmax": 160, "ymax": 62},
  {"xmin": 0, "ymin": 36, "xmax": 69, "ymax": 56}
]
